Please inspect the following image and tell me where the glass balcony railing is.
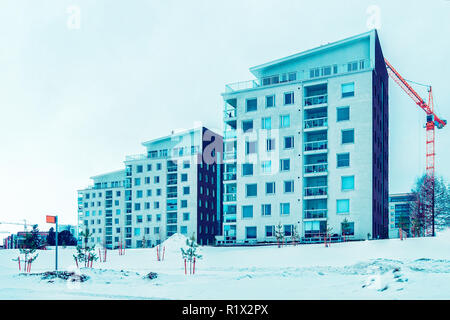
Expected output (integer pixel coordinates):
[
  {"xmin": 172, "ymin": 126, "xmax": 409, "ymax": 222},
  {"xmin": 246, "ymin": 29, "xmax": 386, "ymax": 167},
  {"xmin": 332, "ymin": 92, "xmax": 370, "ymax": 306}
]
[
  {"xmin": 224, "ymin": 151, "xmax": 237, "ymax": 160},
  {"xmin": 167, "ymin": 179, "xmax": 177, "ymax": 186},
  {"xmin": 224, "ymin": 214, "xmax": 237, "ymax": 223},
  {"xmin": 224, "ymin": 172, "xmax": 237, "ymax": 181},
  {"xmin": 304, "ymin": 117, "xmax": 328, "ymax": 129},
  {"xmin": 304, "ymin": 209, "xmax": 328, "ymax": 219},
  {"xmin": 224, "ymin": 193, "xmax": 237, "ymax": 202},
  {"xmin": 304, "ymin": 186, "xmax": 328, "ymax": 197},
  {"xmin": 304, "ymin": 94, "xmax": 328, "ymax": 107},
  {"xmin": 304, "ymin": 163, "xmax": 328, "ymax": 174},
  {"xmin": 304, "ymin": 140, "xmax": 328, "ymax": 152}
]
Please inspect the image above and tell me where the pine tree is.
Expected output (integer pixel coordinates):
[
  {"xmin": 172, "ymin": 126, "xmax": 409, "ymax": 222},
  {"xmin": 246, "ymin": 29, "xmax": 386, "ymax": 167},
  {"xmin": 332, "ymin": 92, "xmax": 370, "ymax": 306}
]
[
  {"xmin": 181, "ymin": 233, "xmax": 202, "ymax": 275},
  {"xmin": 73, "ymin": 228, "xmax": 98, "ymax": 268},
  {"xmin": 275, "ymin": 222, "xmax": 284, "ymax": 248},
  {"xmin": 15, "ymin": 225, "xmax": 41, "ymax": 272}
]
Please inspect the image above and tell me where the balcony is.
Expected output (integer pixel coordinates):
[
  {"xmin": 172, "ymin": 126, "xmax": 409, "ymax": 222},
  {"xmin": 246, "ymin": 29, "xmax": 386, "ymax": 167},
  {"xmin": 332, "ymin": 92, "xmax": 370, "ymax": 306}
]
[
  {"xmin": 224, "ymin": 214, "xmax": 237, "ymax": 223},
  {"xmin": 304, "ymin": 117, "xmax": 328, "ymax": 130},
  {"xmin": 167, "ymin": 179, "xmax": 177, "ymax": 186},
  {"xmin": 304, "ymin": 163, "xmax": 328, "ymax": 175},
  {"xmin": 225, "ymin": 80, "xmax": 259, "ymax": 93},
  {"xmin": 224, "ymin": 193, "xmax": 237, "ymax": 202},
  {"xmin": 224, "ymin": 172, "xmax": 237, "ymax": 181},
  {"xmin": 304, "ymin": 94, "xmax": 328, "ymax": 107},
  {"xmin": 304, "ymin": 186, "xmax": 328, "ymax": 198},
  {"xmin": 304, "ymin": 209, "xmax": 328, "ymax": 219},
  {"xmin": 304, "ymin": 140, "xmax": 327, "ymax": 153},
  {"xmin": 224, "ymin": 151, "xmax": 237, "ymax": 161},
  {"xmin": 224, "ymin": 109, "xmax": 237, "ymax": 120}
]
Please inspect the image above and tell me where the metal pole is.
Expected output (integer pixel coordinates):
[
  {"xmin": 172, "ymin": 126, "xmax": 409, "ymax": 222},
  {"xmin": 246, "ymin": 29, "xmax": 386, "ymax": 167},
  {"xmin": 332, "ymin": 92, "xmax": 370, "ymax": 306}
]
[{"xmin": 55, "ymin": 216, "xmax": 58, "ymax": 271}]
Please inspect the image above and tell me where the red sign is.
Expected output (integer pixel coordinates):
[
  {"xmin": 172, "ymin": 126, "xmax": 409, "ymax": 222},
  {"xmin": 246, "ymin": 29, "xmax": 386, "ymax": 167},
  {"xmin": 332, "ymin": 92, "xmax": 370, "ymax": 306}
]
[{"xmin": 46, "ymin": 215, "xmax": 56, "ymax": 224}]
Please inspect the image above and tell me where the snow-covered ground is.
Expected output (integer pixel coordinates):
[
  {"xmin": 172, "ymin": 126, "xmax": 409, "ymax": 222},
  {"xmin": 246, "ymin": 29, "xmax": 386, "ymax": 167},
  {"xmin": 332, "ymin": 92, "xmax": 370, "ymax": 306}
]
[{"xmin": 1, "ymin": 231, "xmax": 450, "ymax": 299}]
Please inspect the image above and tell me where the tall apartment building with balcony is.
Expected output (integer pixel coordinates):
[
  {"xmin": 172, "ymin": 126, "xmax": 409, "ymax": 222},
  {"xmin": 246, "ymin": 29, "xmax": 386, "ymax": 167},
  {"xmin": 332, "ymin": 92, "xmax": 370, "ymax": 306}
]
[
  {"xmin": 217, "ymin": 30, "xmax": 388, "ymax": 244},
  {"xmin": 77, "ymin": 126, "xmax": 223, "ymax": 248}
]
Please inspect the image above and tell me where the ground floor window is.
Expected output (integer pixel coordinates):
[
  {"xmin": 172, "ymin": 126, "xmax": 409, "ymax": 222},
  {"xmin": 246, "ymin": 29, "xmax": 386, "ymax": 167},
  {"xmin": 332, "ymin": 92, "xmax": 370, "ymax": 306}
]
[{"xmin": 246, "ymin": 226, "xmax": 257, "ymax": 239}]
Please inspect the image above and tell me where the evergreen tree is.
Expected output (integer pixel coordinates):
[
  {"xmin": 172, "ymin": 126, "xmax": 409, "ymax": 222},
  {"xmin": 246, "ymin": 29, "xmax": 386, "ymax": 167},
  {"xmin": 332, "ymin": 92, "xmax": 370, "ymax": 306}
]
[
  {"xmin": 15, "ymin": 225, "xmax": 41, "ymax": 272},
  {"xmin": 275, "ymin": 222, "xmax": 284, "ymax": 248},
  {"xmin": 47, "ymin": 227, "xmax": 56, "ymax": 246},
  {"xmin": 73, "ymin": 228, "xmax": 98, "ymax": 268},
  {"xmin": 181, "ymin": 233, "xmax": 202, "ymax": 274},
  {"xmin": 291, "ymin": 225, "xmax": 300, "ymax": 246}
]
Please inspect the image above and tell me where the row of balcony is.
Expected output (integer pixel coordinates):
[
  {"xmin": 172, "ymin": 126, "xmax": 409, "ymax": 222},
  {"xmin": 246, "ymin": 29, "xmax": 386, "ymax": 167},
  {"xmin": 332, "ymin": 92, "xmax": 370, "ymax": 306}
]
[{"xmin": 221, "ymin": 210, "xmax": 327, "ymax": 220}]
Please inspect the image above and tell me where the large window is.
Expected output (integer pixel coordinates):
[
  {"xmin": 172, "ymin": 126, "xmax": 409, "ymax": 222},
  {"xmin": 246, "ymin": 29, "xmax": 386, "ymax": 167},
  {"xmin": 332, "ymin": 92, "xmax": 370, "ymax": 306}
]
[
  {"xmin": 266, "ymin": 182, "xmax": 275, "ymax": 195},
  {"xmin": 284, "ymin": 180, "xmax": 294, "ymax": 193},
  {"xmin": 261, "ymin": 161, "xmax": 272, "ymax": 174},
  {"xmin": 266, "ymin": 95, "xmax": 275, "ymax": 108},
  {"xmin": 242, "ymin": 120, "xmax": 253, "ymax": 132},
  {"xmin": 280, "ymin": 203, "xmax": 290, "ymax": 215},
  {"xmin": 246, "ymin": 184, "xmax": 257, "ymax": 197},
  {"xmin": 341, "ymin": 176, "xmax": 355, "ymax": 191},
  {"xmin": 242, "ymin": 163, "xmax": 254, "ymax": 176},
  {"xmin": 280, "ymin": 159, "xmax": 290, "ymax": 172},
  {"xmin": 337, "ymin": 106, "xmax": 350, "ymax": 121},
  {"xmin": 342, "ymin": 129, "xmax": 354, "ymax": 144},
  {"xmin": 284, "ymin": 136, "xmax": 294, "ymax": 149},
  {"xmin": 341, "ymin": 221, "xmax": 354, "ymax": 235},
  {"xmin": 284, "ymin": 92, "xmax": 294, "ymax": 105},
  {"xmin": 245, "ymin": 141, "xmax": 257, "ymax": 154},
  {"xmin": 265, "ymin": 225, "xmax": 275, "ymax": 237},
  {"xmin": 266, "ymin": 138, "xmax": 275, "ymax": 151},
  {"xmin": 280, "ymin": 115, "xmax": 290, "ymax": 128},
  {"xmin": 337, "ymin": 199, "xmax": 350, "ymax": 214},
  {"xmin": 246, "ymin": 98, "xmax": 257, "ymax": 112},
  {"xmin": 261, "ymin": 204, "xmax": 272, "ymax": 216},
  {"xmin": 342, "ymin": 83, "xmax": 355, "ymax": 98},
  {"xmin": 337, "ymin": 153, "xmax": 350, "ymax": 168},
  {"xmin": 262, "ymin": 117, "xmax": 272, "ymax": 130},
  {"xmin": 242, "ymin": 205, "xmax": 253, "ymax": 218},
  {"xmin": 246, "ymin": 226, "xmax": 257, "ymax": 239}
]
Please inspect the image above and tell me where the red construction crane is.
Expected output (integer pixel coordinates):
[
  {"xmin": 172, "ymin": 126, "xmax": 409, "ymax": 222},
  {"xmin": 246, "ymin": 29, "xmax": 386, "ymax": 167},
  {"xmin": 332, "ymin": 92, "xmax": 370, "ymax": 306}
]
[{"xmin": 385, "ymin": 58, "xmax": 447, "ymax": 236}]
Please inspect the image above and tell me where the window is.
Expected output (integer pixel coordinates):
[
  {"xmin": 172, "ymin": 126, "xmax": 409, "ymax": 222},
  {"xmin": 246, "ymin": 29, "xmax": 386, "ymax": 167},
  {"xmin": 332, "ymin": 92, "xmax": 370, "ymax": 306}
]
[
  {"xmin": 183, "ymin": 212, "xmax": 190, "ymax": 221},
  {"xmin": 134, "ymin": 178, "xmax": 141, "ymax": 186},
  {"xmin": 156, "ymin": 163, "xmax": 162, "ymax": 170},
  {"xmin": 183, "ymin": 161, "xmax": 190, "ymax": 169},
  {"xmin": 181, "ymin": 200, "xmax": 188, "ymax": 208},
  {"xmin": 147, "ymin": 164, "xmax": 152, "ymax": 171},
  {"xmin": 245, "ymin": 141, "xmax": 257, "ymax": 154},
  {"xmin": 261, "ymin": 161, "xmax": 272, "ymax": 173},
  {"xmin": 242, "ymin": 120, "xmax": 253, "ymax": 132},
  {"xmin": 337, "ymin": 106, "xmax": 350, "ymax": 121},
  {"xmin": 280, "ymin": 203, "xmax": 290, "ymax": 215},
  {"xmin": 156, "ymin": 189, "xmax": 161, "ymax": 196},
  {"xmin": 246, "ymin": 184, "xmax": 257, "ymax": 197},
  {"xmin": 154, "ymin": 176, "xmax": 160, "ymax": 183},
  {"xmin": 280, "ymin": 115, "xmax": 290, "ymax": 128},
  {"xmin": 147, "ymin": 214, "xmax": 152, "ymax": 222},
  {"xmin": 154, "ymin": 201, "xmax": 160, "ymax": 209},
  {"xmin": 347, "ymin": 62, "xmax": 358, "ymax": 72},
  {"xmin": 342, "ymin": 83, "xmax": 355, "ymax": 98},
  {"xmin": 134, "ymin": 228, "xmax": 141, "ymax": 236},
  {"xmin": 342, "ymin": 129, "xmax": 354, "ymax": 144},
  {"xmin": 341, "ymin": 176, "xmax": 355, "ymax": 191},
  {"xmin": 265, "ymin": 182, "xmax": 275, "ymax": 195},
  {"xmin": 261, "ymin": 204, "xmax": 271, "ymax": 216},
  {"xmin": 266, "ymin": 95, "xmax": 275, "ymax": 108},
  {"xmin": 284, "ymin": 225, "xmax": 293, "ymax": 236},
  {"xmin": 180, "ymin": 226, "xmax": 188, "ymax": 235},
  {"xmin": 337, "ymin": 199, "xmax": 350, "ymax": 214},
  {"xmin": 242, "ymin": 205, "xmax": 253, "ymax": 218},
  {"xmin": 280, "ymin": 159, "xmax": 290, "ymax": 171},
  {"xmin": 284, "ymin": 92, "xmax": 294, "ymax": 105},
  {"xmin": 246, "ymin": 98, "xmax": 257, "ymax": 112},
  {"xmin": 136, "ymin": 165, "xmax": 143, "ymax": 173},
  {"xmin": 261, "ymin": 117, "xmax": 272, "ymax": 130},
  {"xmin": 136, "ymin": 215, "xmax": 143, "ymax": 223},
  {"xmin": 242, "ymin": 163, "xmax": 254, "ymax": 176},
  {"xmin": 181, "ymin": 173, "xmax": 188, "ymax": 182},
  {"xmin": 266, "ymin": 138, "xmax": 275, "ymax": 151},
  {"xmin": 284, "ymin": 180, "xmax": 294, "ymax": 193},
  {"xmin": 116, "ymin": 191, "xmax": 121, "ymax": 197},
  {"xmin": 183, "ymin": 186, "xmax": 190, "ymax": 195},
  {"xmin": 265, "ymin": 225, "xmax": 275, "ymax": 237},
  {"xmin": 145, "ymin": 177, "xmax": 150, "ymax": 184},
  {"xmin": 145, "ymin": 202, "xmax": 150, "ymax": 209},
  {"xmin": 337, "ymin": 153, "xmax": 350, "ymax": 168},
  {"xmin": 342, "ymin": 221, "xmax": 355, "ymax": 235},
  {"xmin": 146, "ymin": 189, "xmax": 152, "ymax": 197},
  {"xmin": 136, "ymin": 190, "xmax": 143, "ymax": 198},
  {"xmin": 284, "ymin": 136, "xmax": 294, "ymax": 149},
  {"xmin": 246, "ymin": 226, "xmax": 257, "ymax": 239},
  {"xmin": 134, "ymin": 203, "xmax": 141, "ymax": 211}
]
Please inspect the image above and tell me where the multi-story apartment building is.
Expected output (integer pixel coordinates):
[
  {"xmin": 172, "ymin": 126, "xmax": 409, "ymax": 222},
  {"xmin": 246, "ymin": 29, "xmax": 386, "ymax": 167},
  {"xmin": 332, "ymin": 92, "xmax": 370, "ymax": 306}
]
[
  {"xmin": 217, "ymin": 29, "xmax": 389, "ymax": 244},
  {"xmin": 77, "ymin": 126, "xmax": 223, "ymax": 248},
  {"xmin": 388, "ymin": 193, "xmax": 416, "ymax": 238}
]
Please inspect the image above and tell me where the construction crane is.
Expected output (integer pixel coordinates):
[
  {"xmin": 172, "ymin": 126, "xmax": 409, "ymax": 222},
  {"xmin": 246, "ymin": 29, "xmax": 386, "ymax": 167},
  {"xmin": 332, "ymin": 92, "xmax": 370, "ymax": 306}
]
[
  {"xmin": 0, "ymin": 220, "xmax": 33, "ymax": 232},
  {"xmin": 385, "ymin": 59, "xmax": 447, "ymax": 237}
]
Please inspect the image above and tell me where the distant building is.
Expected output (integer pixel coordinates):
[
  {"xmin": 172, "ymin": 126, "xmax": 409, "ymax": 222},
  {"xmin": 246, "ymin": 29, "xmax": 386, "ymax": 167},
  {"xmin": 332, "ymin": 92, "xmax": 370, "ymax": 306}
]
[
  {"xmin": 78, "ymin": 126, "xmax": 223, "ymax": 249},
  {"xmin": 389, "ymin": 193, "xmax": 416, "ymax": 238},
  {"xmin": 2, "ymin": 231, "xmax": 49, "ymax": 249}
]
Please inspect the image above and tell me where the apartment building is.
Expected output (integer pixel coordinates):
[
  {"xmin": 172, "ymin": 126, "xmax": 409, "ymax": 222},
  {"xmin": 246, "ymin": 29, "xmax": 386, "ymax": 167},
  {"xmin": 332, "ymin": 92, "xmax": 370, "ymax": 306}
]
[
  {"xmin": 216, "ymin": 29, "xmax": 389, "ymax": 244},
  {"xmin": 389, "ymin": 193, "xmax": 416, "ymax": 238},
  {"xmin": 77, "ymin": 126, "xmax": 223, "ymax": 248}
]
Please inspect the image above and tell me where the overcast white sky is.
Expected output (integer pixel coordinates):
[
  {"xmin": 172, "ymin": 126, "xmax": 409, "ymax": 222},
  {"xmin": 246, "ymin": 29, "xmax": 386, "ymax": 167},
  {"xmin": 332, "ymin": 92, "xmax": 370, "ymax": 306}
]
[{"xmin": 0, "ymin": 0, "xmax": 449, "ymax": 236}]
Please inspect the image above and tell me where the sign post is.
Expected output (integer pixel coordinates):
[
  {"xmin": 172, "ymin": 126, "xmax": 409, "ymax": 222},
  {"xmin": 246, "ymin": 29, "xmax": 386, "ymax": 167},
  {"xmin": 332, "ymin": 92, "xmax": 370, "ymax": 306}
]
[{"xmin": 46, "ymin": 215, "xmax": 58, "ymax": 271}]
